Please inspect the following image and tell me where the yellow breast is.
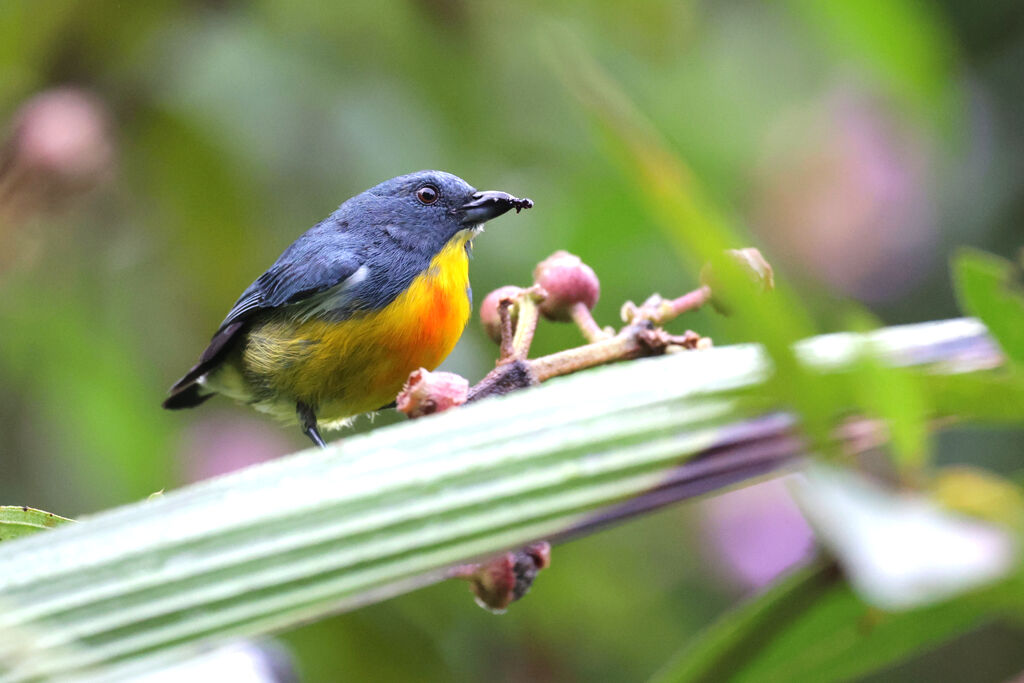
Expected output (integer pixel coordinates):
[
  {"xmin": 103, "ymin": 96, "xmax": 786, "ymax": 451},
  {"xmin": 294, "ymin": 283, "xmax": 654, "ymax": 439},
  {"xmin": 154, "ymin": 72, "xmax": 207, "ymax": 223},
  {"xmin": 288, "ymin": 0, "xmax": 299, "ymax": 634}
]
[{"xmin": 237, "ymin": 234, "xmax": 473, "ymax": 425}]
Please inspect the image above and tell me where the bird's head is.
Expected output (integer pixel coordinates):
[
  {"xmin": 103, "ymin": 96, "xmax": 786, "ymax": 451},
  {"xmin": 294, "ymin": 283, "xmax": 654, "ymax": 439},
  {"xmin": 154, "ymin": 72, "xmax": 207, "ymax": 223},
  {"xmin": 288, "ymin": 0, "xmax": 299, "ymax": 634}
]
[{"xmin": 359, "ymin": 170, "xmax": 532, "ymax": 250}]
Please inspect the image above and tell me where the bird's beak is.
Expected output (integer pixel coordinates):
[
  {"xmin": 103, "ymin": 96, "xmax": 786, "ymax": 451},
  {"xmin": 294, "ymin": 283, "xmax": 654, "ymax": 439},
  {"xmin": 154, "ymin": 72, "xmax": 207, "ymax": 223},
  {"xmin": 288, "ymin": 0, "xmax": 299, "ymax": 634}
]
[{"xmin": 457, "ymin": 191, "xmax": 533, "ymax": 225}]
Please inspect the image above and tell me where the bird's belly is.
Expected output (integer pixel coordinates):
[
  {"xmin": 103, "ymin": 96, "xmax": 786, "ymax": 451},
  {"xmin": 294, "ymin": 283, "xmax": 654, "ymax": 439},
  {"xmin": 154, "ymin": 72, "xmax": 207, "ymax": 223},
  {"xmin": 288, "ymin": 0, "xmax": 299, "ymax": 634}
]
[{"xmin": 235, "ymin": 247, "xmax": 471, "ymax": 427}]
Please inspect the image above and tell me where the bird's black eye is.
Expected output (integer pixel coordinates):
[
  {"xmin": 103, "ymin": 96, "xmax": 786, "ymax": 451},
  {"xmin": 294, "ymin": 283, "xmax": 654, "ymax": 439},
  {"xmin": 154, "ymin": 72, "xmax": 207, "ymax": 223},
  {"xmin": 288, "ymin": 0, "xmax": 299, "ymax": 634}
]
[{"xmin": 416, "ymin": 185, "xmax": 439, "ymax": 205}]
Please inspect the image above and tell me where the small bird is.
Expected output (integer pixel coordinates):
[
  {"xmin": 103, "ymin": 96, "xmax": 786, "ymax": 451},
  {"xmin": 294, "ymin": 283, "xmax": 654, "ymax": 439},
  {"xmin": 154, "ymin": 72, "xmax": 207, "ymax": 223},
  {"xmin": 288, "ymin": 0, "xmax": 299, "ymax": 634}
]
[{"xmin": 163, "ymin": 170, "xmax": 532, "ymax": 447}]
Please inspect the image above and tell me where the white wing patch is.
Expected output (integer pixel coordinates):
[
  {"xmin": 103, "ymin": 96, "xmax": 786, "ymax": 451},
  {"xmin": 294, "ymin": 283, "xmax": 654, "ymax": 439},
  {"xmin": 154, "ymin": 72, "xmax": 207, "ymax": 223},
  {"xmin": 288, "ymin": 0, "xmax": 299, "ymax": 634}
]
[{"xmin": 294, "ymin": 264, "xmax": 370, "ymax": 321}]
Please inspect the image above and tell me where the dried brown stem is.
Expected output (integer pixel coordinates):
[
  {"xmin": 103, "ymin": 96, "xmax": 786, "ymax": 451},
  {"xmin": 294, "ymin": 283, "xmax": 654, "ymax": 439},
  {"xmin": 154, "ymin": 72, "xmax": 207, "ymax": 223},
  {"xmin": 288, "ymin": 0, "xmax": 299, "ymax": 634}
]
[
  {"xmin": 467, "ymin": 359, "xmax": 539, "ymax": 402},
  {"xmin": 472, "ymin": 321, "xmax": 708, "ymax": 399},
  {"xmin": 527, "ymin": 321, "xmax": 700, "ymax": 382},
  {"xmin": 509, "ymin": 289, "xmax": 542, "ymax": 361},
  {"xmin": 497, "ymin": 298, "xmax": 516, "ymax": 361},
  {"xmin": 529, "ymin": 333, "xmax": 644, "ymax": 382},
  {"xmin": 469, "ymin": 278, "xmax": 713, "ymax": 402}
]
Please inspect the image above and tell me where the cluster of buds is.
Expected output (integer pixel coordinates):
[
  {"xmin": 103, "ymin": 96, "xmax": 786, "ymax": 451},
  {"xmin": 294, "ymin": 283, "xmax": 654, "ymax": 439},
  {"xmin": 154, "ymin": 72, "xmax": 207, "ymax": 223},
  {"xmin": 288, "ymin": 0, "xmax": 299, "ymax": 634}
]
[
  {"xmin": 471, "ymin": 248, "xmax": 747, "ymax": 382},
  {"xmin": 397, "ymin": 246, "xmax": 774, "ymax": 611}
]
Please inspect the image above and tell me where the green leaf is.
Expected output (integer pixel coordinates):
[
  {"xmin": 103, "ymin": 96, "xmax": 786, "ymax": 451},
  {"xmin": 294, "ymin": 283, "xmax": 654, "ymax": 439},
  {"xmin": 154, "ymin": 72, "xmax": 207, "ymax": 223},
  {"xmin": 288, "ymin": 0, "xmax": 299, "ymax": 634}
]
[
  {"xmin": 855, "ymin": 360, "xmax": 929, "ymax": 474},
  {"xmin": 835, "ymin": 309, "xmax": 929, "ymax": 474},
  {"xmin": 866, "ymin": 364, "xmax": 929, "ymax": 472},
  {"xmin": 0, "ymin": 506, "xmax": 72, "ymax": 542},
  {"xmin": 0, "ymin": 320, "xmax": 1007, "ymax": 679},
  {"xmin": 651, "ymin": 562, "xmax": 1008, "ymax": 683},
  {"xmin": 954, "ymin": 249, "xmax": 1024, "ymax": 365}
]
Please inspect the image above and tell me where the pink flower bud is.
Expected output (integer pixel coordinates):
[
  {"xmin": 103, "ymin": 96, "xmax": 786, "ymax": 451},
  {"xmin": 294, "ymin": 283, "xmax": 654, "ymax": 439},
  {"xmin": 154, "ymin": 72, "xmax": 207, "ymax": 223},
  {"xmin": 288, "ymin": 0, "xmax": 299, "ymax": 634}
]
[
  {"xmin": 479, "ymin": 286, "xmax": 524, "ymax": 344},
  {"xmin": 0, "ymin": 88, "xmax": 114, "ymax": 222},
  {"xmin": 532, "ymin": 251, "xmax": 600, "ymax": 321},
  {"xmin": 396, "ymin": 369, "xmax": 469, "ymax": 418},
  {"xmin": 450, "ymin": 542, "xmax": 551, "ymax": 613}
]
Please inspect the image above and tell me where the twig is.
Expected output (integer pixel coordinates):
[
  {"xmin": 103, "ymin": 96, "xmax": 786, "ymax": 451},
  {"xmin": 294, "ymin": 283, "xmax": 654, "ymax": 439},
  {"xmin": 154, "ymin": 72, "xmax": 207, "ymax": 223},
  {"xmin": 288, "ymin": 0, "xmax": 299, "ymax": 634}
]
[
  {"xmin": 621, "ymin": 286, "xmax": 713, "ymax": 326},
  {"xmin": 509, "ymin": 287, "xmax": 543, "ymax": 361},
  {"xmin": 497, "ymin": 298, "xmax": 516, "ymax": 361},
  {"xmin": 570, "ymin": 302, "xmax": 613, "ymax": 343}
]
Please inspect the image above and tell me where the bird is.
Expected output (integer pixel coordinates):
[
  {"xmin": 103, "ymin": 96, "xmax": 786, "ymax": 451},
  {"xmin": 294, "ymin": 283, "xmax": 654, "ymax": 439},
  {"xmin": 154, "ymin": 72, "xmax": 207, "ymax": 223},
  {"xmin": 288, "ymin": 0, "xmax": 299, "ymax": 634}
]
[{"xmin": 163, "ymin": 170, "xmax": 532, "ymax": 448}]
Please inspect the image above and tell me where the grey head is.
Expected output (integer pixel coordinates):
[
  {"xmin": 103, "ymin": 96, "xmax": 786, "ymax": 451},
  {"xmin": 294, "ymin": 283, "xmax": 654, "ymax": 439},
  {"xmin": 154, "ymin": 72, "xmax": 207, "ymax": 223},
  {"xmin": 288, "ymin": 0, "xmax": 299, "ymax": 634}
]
[
  {"xmin": 336, "ymin": 170, "xmax": 532, "ymax": 255},
  {"xmin": 254, "ymin": 169, "xmax": 534, "ymax": 319}
]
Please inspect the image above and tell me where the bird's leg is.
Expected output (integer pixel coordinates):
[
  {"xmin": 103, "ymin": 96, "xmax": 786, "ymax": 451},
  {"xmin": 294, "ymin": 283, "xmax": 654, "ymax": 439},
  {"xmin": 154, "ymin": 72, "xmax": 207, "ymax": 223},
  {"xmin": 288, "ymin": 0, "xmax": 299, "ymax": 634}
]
[{"xmin": 296, "ymin": 402, "xmax": 327, "ymax": 449}]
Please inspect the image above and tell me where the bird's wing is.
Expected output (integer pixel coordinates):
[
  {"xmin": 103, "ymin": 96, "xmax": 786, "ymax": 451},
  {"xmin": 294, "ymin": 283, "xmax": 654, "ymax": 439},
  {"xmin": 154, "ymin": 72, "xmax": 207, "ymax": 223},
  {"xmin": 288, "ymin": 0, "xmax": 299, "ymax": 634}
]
[
  {"xmin": 220, "ymin": 245, "xmax": 364, "ymax": 328},
  {"xmin": 165, "ymin": 238, "xmax": 363, "ymax": 402}
]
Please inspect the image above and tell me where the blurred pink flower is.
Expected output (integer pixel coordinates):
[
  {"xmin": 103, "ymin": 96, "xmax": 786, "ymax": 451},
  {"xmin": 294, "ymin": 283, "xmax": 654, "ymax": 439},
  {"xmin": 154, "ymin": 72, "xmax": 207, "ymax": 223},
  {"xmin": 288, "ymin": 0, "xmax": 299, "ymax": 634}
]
[
  {"xmin": 0, "ymin": 87, "xmax": 114, "ymax": 220},
  {"xmin": 176, "ymin": 414, "xmax": 294, "ymax": 482},
  {"xmin": 750, "ymin": 90, "xmax": 936, "ymax": 302},
  {"xmin": 700, "ymin": 477, "xmax": 815, "ymax": 591}
]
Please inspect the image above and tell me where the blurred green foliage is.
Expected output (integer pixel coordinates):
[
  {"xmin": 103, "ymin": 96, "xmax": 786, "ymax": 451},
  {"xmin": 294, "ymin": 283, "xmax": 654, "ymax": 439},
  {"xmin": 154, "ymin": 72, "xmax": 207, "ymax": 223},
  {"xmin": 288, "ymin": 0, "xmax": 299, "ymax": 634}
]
[
  {"xmin": 956, "ymin": 248, "xmax": 1024, "ymax": 365},
  {"xmin": 1, "ymin": 0, "xmax": 1023, "ymax": 680},
  {"xmin": 654, "ymin": 562, "xmax": 1016, "ymax": 683}
]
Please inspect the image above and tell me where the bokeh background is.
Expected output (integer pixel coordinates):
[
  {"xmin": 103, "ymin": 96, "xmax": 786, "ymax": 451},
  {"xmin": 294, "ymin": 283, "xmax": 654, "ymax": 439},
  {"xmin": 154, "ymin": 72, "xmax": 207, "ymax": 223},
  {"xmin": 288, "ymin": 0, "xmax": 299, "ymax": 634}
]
[{"xmin": 1, "ymin": 1, "xmax": 1022, "ymax": 680}]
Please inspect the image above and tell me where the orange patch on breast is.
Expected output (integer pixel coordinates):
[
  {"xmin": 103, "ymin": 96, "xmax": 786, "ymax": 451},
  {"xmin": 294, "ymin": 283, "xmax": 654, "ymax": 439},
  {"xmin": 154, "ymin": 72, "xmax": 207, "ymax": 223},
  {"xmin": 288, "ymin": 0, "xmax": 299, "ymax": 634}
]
[
  {"xmin": 249, "ymin": 235, "xmax": 474, "ymax": 420},
  {"xmin": 385, "ymin": 242, "xmax": 472, "ymax": 372},
  {"xmin": 416, "ymin": 282, "xmax": 462, "ymax": 352}
]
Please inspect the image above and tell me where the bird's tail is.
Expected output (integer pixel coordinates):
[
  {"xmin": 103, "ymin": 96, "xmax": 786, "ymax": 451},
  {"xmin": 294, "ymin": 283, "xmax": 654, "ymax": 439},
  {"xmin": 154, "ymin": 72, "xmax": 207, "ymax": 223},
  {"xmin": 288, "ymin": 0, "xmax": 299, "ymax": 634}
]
[
  {"xmin": 162, "ymin": 382, "xmax": 213, "ymax": 410},
  {"xmin": 162, "ymin": 321, "xmax": 246, "ymax": 411}
]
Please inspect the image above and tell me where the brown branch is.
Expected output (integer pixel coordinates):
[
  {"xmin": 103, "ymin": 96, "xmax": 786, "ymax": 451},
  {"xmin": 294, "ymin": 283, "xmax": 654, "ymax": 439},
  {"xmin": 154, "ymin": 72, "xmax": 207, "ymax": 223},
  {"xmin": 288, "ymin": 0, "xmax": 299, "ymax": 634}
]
[
  {"xmin": 509, "ymin": 287, "xmax": 543, "ymax": 361},
  {"xmin": 497, "ymin": 298, "xmax": 516, "ymax": 361}
]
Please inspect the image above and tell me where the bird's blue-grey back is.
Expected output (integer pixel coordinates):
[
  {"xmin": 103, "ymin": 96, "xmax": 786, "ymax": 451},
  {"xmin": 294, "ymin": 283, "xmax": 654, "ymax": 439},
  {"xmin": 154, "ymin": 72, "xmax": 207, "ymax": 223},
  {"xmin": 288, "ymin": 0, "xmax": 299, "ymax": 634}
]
[{"xmin": 219, "ymin": 170, "xmax": 479, "ymax": 329}]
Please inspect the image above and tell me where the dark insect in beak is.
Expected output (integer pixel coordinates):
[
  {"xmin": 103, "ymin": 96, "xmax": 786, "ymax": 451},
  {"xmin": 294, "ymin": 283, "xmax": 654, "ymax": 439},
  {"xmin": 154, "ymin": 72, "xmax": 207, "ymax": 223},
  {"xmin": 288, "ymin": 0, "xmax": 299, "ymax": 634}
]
[{"xmin": 457, "ymin": 191, "xmax": 534, "ymax": 225}]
